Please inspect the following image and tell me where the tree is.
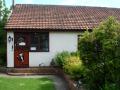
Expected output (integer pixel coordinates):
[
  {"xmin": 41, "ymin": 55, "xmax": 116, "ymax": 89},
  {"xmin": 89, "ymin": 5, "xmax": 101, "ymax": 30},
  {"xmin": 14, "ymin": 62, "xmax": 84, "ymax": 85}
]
[
  {"xmin": 0, "ymin": 0, "xmax": 10, "ymax": 65},
  {"xmin": 78, "ymin": 17, "xmax": 120, "ymax": 90}
]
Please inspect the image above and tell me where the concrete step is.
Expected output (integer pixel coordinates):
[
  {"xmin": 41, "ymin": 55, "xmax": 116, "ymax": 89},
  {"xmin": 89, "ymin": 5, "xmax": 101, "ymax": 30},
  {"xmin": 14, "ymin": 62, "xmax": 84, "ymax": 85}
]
[
  {"xmin": 6, "ymin": 67, "xmax": 60, "ymax": 75},
  {"xmin": 7, "ymin": 73, "xmax": 42, "ymax": 76}
]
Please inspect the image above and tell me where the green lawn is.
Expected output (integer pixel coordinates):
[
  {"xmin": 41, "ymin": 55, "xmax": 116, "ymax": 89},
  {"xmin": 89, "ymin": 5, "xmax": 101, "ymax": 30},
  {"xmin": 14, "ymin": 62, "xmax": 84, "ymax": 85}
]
[{"xmin": 0, "ymin": 77, "xmax": 55, "ymax": 90}]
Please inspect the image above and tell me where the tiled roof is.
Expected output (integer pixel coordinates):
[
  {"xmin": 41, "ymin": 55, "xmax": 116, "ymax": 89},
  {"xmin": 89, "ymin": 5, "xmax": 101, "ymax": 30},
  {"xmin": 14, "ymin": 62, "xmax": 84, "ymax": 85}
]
[{"xmin": 5, "ymin": 4, "xmax": 120, "ymax": 31}]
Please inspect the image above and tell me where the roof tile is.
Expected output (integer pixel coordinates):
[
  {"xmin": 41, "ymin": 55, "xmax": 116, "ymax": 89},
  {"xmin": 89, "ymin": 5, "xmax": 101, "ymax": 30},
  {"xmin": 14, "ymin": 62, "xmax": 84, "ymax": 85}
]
[{"xmin": 5, "ymin": 4, "xmax": 120, "ymax": 30}]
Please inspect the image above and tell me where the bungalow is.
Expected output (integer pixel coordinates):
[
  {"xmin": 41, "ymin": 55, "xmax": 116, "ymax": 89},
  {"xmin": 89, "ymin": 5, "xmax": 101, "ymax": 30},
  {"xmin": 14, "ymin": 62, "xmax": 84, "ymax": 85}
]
[{"xmin": 5, "ymin": 4, "xmax": 120, "ymax": 68}]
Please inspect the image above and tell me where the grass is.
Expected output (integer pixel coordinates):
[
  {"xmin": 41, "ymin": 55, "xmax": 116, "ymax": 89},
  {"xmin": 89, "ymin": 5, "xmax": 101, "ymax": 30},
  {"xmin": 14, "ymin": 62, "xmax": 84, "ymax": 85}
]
[{"xmin": 0, "ymin": 77, "xmax": 55, "ymax": 90}]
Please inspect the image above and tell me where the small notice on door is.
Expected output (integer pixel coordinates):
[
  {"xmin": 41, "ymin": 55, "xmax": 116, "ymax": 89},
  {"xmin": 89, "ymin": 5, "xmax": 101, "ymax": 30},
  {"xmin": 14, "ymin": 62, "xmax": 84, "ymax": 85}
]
[
  {"xmin": 30, "ymin": 47, "xmax": 36, "ymax": 51},
  {"xmin": 19, "ymin": 42, "xmax": 26, "ymax": 46}
]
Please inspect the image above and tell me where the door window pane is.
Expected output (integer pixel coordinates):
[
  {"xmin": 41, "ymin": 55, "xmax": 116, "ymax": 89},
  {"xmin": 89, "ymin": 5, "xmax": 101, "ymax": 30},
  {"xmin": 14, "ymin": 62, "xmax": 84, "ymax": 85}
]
[{"xmin": 17, "ymin": 36, "xmax": 26, "ymax": 46}]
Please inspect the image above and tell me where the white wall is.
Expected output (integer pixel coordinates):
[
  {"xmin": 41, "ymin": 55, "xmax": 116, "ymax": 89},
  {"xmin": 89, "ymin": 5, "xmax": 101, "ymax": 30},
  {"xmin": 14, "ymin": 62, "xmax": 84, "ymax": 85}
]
[
  {"xmin": 7, "ymin": 31, "xmax": 14, "ymax": 67},
  {"xmin": 29, "ymin": 32, "xmax": 78, "ymax": 67}
]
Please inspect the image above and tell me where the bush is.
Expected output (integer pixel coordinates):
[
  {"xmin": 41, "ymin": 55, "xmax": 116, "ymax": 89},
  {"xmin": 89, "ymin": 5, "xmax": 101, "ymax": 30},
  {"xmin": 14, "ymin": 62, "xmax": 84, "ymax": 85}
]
[
  {"xmin": 53, "ymin": 51, "xmax": 70, "ymax": 67},
  {"xmin": 63, "ymin": 55, "xmax": 85, "ymax": 80},
  {"xmin": 53, "ymin": 51, "xmax": 85, "ymax": 80},
  {"xmin": 101, "ymin": 82, "xmax": 119, "ymax": 90},
  {"xmin": 70, "ymin": 51, "xmax": 80, "ymax": 56},
  {"xmin": 0, "ymin": 46, "xmax": 6, "ymax": 66},
  {"xmin": 0, "ymin": 0, "xmax": 9, "ymax": 66},
  {"xmin": 78, "ymin": 17, "xmax": 120, "ymax": 90}
]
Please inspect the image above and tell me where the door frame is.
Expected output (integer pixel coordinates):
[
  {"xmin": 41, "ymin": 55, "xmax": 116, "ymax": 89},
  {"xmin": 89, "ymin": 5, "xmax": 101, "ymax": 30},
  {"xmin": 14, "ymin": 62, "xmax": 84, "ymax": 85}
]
[{"xmin": 14, "ymin": 32, "xmax": 29, "ymax": 68}]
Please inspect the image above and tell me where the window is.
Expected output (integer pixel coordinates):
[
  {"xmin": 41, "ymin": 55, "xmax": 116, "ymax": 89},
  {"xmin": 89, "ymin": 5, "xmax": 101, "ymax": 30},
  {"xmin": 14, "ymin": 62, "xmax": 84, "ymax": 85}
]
[
  {"xmin": 39, "ymin": 33, "xmax": 49, "ymax": 51},
  {"xmin": 17, "ymin": 37, "xmax": 26, "ymax": 46},
  {"xmin": 15, "ymin": 33, "xmax": 28, "ymax": 50},
  {"xmin": 30, "ymin": 33, "xmax": 39, "ymax": 51},
  {"xmin": 30, "ymin": 32, "xmax": 49, "ymax": 52},
  {"xmin": 15, "ymin": 32, "xmax": 49, "ymax": 52}
]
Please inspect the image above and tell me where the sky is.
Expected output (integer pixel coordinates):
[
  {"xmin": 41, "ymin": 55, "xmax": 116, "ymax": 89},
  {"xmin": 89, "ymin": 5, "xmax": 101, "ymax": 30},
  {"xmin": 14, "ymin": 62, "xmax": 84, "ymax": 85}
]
[{"xmin": 5, "ymin": 0, "xmax": 120, "ymax": 8}]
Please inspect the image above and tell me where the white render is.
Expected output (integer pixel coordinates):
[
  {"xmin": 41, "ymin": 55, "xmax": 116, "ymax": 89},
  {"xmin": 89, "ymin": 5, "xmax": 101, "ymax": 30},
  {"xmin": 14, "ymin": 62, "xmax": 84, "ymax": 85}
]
[
  {"xmin": 7, "ymin": 32, "xmax": 79, "ymax": 67},
  {"xmin": 29, "ymin": 32, "xmax": 78, "ymax": 67},
  {"xmin": 7, "ymin": 31, "xmax": 14, "ymax": 67}
]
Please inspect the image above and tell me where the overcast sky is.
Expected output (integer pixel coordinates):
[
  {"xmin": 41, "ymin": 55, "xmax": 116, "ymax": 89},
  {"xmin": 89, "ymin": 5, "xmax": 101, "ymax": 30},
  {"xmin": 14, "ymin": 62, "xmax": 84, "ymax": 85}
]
[{"xmin": 6, "ymin": 0, "xmax": 120, "ymax": 8}]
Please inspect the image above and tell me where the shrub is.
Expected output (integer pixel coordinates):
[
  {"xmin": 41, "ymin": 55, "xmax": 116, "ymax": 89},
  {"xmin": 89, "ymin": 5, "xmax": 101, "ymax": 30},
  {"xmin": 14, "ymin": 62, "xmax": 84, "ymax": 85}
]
[
  {"xmin": 63, "ymin": 56, "xmax": 85, "ymax": 80},
  {"xmin": 53, "ymin": 51, "xmax": 70, "ymax": 67},
  {"xmin": 78, "ymin": 17, "xmax": 120, "ymax": 90},
  {"xmin": 101, "ymin": 82, "xmax": 120, "ymax": 90},
  {"xmin": 0, "ymin": 46, "xmax": 6, "ymax": 66},
  {"xmin": 53, "ymin": 51, "xmax": 85, "ymax": 80},
  {"xmin": 0, "ymin": 0, "xmax": 9, "ymax": 66},
  {"xmin": 70, "ymin": 51, "xmax": 80, "ymax": 56}
]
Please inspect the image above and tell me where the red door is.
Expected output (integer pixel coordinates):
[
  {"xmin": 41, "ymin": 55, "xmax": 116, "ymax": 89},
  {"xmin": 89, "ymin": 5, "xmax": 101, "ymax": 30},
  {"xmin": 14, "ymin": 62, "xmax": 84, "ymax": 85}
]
[
  {"xmin": 14, "ymin": 50, "xmax": 29, "ymax": 68},
  {"xmin": 14, "ymin": 33, "xmax": 29, "ymax": 68}
]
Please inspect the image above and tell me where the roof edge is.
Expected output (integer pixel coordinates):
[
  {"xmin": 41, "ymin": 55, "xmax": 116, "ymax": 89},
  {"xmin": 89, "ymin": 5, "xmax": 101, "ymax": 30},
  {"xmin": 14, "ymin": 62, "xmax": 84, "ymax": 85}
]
[{"xmin": 15, "ymin": 4, "xmax": 120, "ymax": 9}]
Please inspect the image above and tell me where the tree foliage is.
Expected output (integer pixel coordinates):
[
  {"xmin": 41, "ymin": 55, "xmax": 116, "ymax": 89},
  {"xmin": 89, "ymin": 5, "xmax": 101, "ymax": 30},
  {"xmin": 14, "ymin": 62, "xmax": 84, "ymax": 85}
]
[
  {"xmin": 0, "ymin": 0, "xmax": 10, "ymax": 65},
  {"xmin": 0, "ymin": 0, "xmax": 9, "ymax": 28},
  {"xmin": 78, "ymin": 17, "xmax": 120, "ymax": 90}
]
